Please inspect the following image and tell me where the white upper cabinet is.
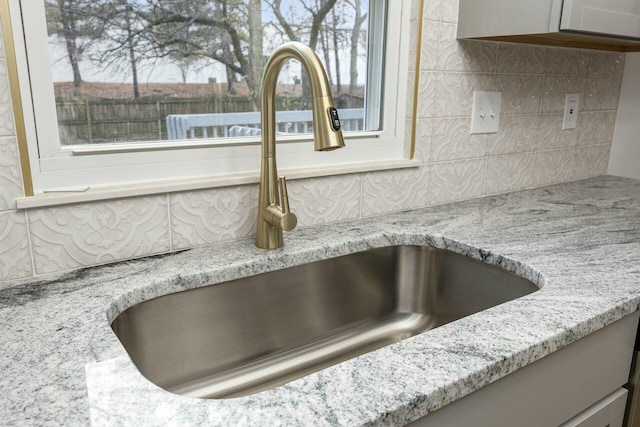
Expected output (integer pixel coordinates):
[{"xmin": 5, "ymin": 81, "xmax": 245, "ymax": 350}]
[
  {"xmin": 458, "ymin": 0, "xmax": 640, "ymax": 51},
  {"xmin": 561, "ymin": 0, "xmax": 640, "ymax": 38}
]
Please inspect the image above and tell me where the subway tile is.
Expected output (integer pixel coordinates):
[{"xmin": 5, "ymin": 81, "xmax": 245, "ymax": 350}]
[
  {"xmin": 0, "ymin": 210, "xmax": 33, "ymax": 283},
  {"xmin": 287, "ymin": 174, "xmax": 362, "ymax": 227},
  {"xmin": 170, "ymin": 185, "xmax": 258, "ymax": 250},
  {"xmin": 0, "ymin": 136, "xmax": 23, "ymax": 211},
  {"xmin": 431, "ymin": 117, "xmax": 487, "ymax": 162},
  {"xmin": 29, "ymin": 196, "xmax": 170, "ymax": 275},
  {"xmin": 429, "ymin": 158, "xmax": 486, "ymax": 205},
  {"xmin": 362, "ymin": 166, "xmax": 429, "ymax": 216}
]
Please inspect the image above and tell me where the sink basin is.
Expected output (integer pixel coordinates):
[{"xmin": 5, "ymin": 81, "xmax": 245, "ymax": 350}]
[{"xmin": 111, "ymin": 245, "xmax": 538, "ymax": 399}]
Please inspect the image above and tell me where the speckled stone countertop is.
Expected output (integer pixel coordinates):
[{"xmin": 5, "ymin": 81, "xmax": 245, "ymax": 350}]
[{"xmin": 2, "ymin": 176, "xmax": 640, "ymax": 426}]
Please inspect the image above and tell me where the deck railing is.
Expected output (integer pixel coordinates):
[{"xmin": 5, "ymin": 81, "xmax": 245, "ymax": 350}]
[{"xmin": 166, "ymin": 108, "xmax": 364, "ymax": 140}]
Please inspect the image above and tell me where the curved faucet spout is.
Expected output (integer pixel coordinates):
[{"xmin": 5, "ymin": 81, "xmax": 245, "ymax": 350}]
[{"xmin": 256, "ymin": 41, "xmax": 345, "ymax": 249}]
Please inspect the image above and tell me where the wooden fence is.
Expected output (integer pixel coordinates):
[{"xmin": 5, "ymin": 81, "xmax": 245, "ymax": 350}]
[{"xmin": 56, "ymin": 96, "xmax": 363, "ymax": 144}]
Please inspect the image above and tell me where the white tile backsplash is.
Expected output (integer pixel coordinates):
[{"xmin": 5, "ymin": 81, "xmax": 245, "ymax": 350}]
[
  {"xmin": 0, "ymin": 136, "xmax": 23, "ymax": 211},
  {"xmin": 0, "ymin": 210, "xmax": 33, "ymax": 282},
  {"xmin": 170, "ymin": 185, "xmax": 258, "ymax": 250},
  {"xmin": 29, "ymin": 197, "xmax": 170, "ymax": 275},
  {"xmin": 0, "ymin": 0, "xmax": 627, "ymax": 282}
]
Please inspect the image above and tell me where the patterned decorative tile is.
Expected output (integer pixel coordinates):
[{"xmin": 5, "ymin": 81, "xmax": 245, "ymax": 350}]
[
  {"xmin": 488, "ymin": 115, "xmax": 539, "ymax": 155},
  {"xmin": 416, "ymin": 71, "xmax": 437, "ymax": 118},
  {"xmin": 421, "ymin": 20, "xmax": 440, "ymax": 71},
  {"xmin": 170, "ymin": 185, "xmax": 258, "ymax": 250},
  {"xmin": 588, "ymin": 52, "xmax": 625, "ymax": 77},
  {"xmin": 577, "ymin": 112, "xmax": 616, "ymax": 146},
  {"xmin": 545, "ymin": 48, "xmax": 590, "ymax": 76},
  {"xmin": 532, "ymin": 148, "xmax": 577, "ymax": 187},
  {"xmin": 583, "ymin": 77, "xmax": 622, "ymax": 111},
  {"xmin": 29, "ymin": 196, "xmax": 170, "ymax": 275},
  {"xmin": 362, "ymin": 166, "xmax": 429, "ymax": 216},
  {"xmin": 542, "ymin": 76, "xmax": 588, "ymax": 113},
  {"xmin": 0, "ymin": 137, "xmax": 23, "ymax": 211},
  {"xmin": 423, "ymin": 0, "xmax": 441, "ymax": 22},
  {"xmin": 440, "ymin": 0, "xmax": 458, "ymax": 23},
  {"xmin": 496, "ymin": 44, "xmax": 546, "ymax": 74},
  {"xmin": 287, "ymin": 174, "xmax": 362, "ymax": 227},
  {"xmin": 431, "ymin": 117, "xmax": 487, "ymax": 162},
  {"xmin": 433, "ymin": 72, "xmax": 494, "ymax": 117},
  {"xmin": 537, "ymin": 114, "xmax": 578, "ymax": 150},
  {"xmin": 405, "ymin": 69, "xmax": 416, "ymax": 117},
  {"xmin": 486, "ymin": 153, "xmax": 535, "ymax": 195},
  {"xmin": 0, "ymin": 60, "xmax": 16, "ymax": 137},
  {"xmin": 574, "ymin": 145, "xmax": 611, "ymax": 179},
  {"xmin": 412, "ymin": 118, "xmax": 432, "ymax": 163},
  {"xmin": 0, "ymin": 21, "xmax": 5, "ymax": 59},
  {"xmin": 494, "ymin": 74, "xmax": 543, "ymax": 115},
  {"xmin": 437, "ymin": 24, "xmax": 497, "ymax": 72},
  {"xmin": 0, "ymin": 210, "xmax": 33, "ymax": 282},
  {"xmin": 429, "ymin": 158, "xmax": 486, "ymax": 205}
]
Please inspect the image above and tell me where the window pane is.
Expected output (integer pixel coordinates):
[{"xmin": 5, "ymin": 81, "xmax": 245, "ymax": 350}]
[{"xmin": 43, "ymin": 0, "xmax": 383, "ymax": 145}]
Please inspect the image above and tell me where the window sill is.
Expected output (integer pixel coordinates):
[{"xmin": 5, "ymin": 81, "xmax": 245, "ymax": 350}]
[{"xmin": 15, "ymin": 158, "xmax": 419, "ymax": 209}]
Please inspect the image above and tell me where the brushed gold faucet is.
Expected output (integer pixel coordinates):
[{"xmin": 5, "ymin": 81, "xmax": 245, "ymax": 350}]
[{"xmin": 256, "ymin": 42, "xmax": 345, "ymax": 249}]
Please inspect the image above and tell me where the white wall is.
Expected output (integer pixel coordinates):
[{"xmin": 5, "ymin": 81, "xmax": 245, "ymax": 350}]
[{"xmin": 609, "ymin": 53, "xmax": 640, "ymax": 179}]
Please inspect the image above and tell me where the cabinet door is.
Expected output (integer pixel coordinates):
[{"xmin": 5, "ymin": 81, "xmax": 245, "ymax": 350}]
[{"xmin": 561, "ymin": 0, "xmax": 640, "ymax": 39}]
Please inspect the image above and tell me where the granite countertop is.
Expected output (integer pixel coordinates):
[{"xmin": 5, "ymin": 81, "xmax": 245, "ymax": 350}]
[{"xmin": 2, "ymin": 176, "xmax": 640, "ymax": 426}]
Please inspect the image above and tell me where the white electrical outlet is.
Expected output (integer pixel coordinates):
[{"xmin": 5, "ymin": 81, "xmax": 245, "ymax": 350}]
[
  {"xmin": 562, "ymin": 93, "xmax": 579, "ymax": 130},
  {"xmin": 470, "ymin": 91, "xmax": 501, "ymax": 134}
]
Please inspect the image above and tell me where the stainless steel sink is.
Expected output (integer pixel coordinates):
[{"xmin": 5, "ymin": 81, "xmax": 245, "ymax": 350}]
[{"xmin": 111, "ymin": 245, "xmax": 538, "ymax": 399}]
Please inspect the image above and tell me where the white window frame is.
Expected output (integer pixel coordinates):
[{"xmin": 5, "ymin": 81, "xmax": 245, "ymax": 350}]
[{"xmin": 8, "ymin": 0, "xmax": 415, "ymax": 207}]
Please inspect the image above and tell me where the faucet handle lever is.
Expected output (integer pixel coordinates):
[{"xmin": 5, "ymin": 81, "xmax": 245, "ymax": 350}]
[
  {"xmin": 276, "ymin": 176, "xmax": 297, "ymax": 232},
  {"xmin": 278, "ymin": 176, "xmax": 291, "ymax": 213}
]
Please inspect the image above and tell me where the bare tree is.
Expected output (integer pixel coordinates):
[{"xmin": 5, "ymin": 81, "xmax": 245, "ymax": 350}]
[
  {"xmin": 45, "ymin": 0, "xmax": 103, "ymax": 97},
  {"xmin": 146, "ymin": 0, "xmax": 264, "ymax": 109},
  {"xmin": 347, "ymin": 0, "xmax": 367, "ymax": 104},
  {"xmin": 267, "ymin": 0, "xmax": 338, "ymax": 108},
  {"xmin": 89, "ymin": 0, "xmax": 158, "ymax": 99}
]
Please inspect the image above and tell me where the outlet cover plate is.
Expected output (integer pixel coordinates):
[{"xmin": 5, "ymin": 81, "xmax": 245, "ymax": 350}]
[
  {"xmin": 562, "ymin": 93, "xmax": 579, "ymax": 130},
  {"xmin": 470, "ymin": 91, "xmax": 502, "ymax": 134}
]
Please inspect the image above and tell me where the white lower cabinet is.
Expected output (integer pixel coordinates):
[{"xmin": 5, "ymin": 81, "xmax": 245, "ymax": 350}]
[
  {"xmin": 560, "ymin": 388, "xmax": 627, "ymax": 427},
  {"xmin": 408, "ymin": 312, "xmax": 639, "ymax": 427}
]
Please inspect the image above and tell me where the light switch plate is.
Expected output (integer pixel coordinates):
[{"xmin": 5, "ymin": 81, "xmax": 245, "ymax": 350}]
[
  {"xmin": 470, "ymin": 91, "xmax": 502, "ymax": 134},
  {"xmin": 562, "ymin": 93, "xmax": 579, "ymax": 130}
]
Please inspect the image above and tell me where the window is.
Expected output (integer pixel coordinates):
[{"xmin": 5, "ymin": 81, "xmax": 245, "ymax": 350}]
[{"xmin": 5, "ymin": 0, "xmax": 413, "ymax": 201}]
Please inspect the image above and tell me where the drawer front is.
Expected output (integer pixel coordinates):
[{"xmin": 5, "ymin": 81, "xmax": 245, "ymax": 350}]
[{"xmin": 559, "ymin": 388, "xmax": 627, "ymax": 427}]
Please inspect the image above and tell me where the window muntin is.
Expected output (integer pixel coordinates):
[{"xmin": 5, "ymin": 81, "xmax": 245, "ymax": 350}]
[{"xmin": 8, "ymin": 0, "xmax": 410, "ymax": 195}]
